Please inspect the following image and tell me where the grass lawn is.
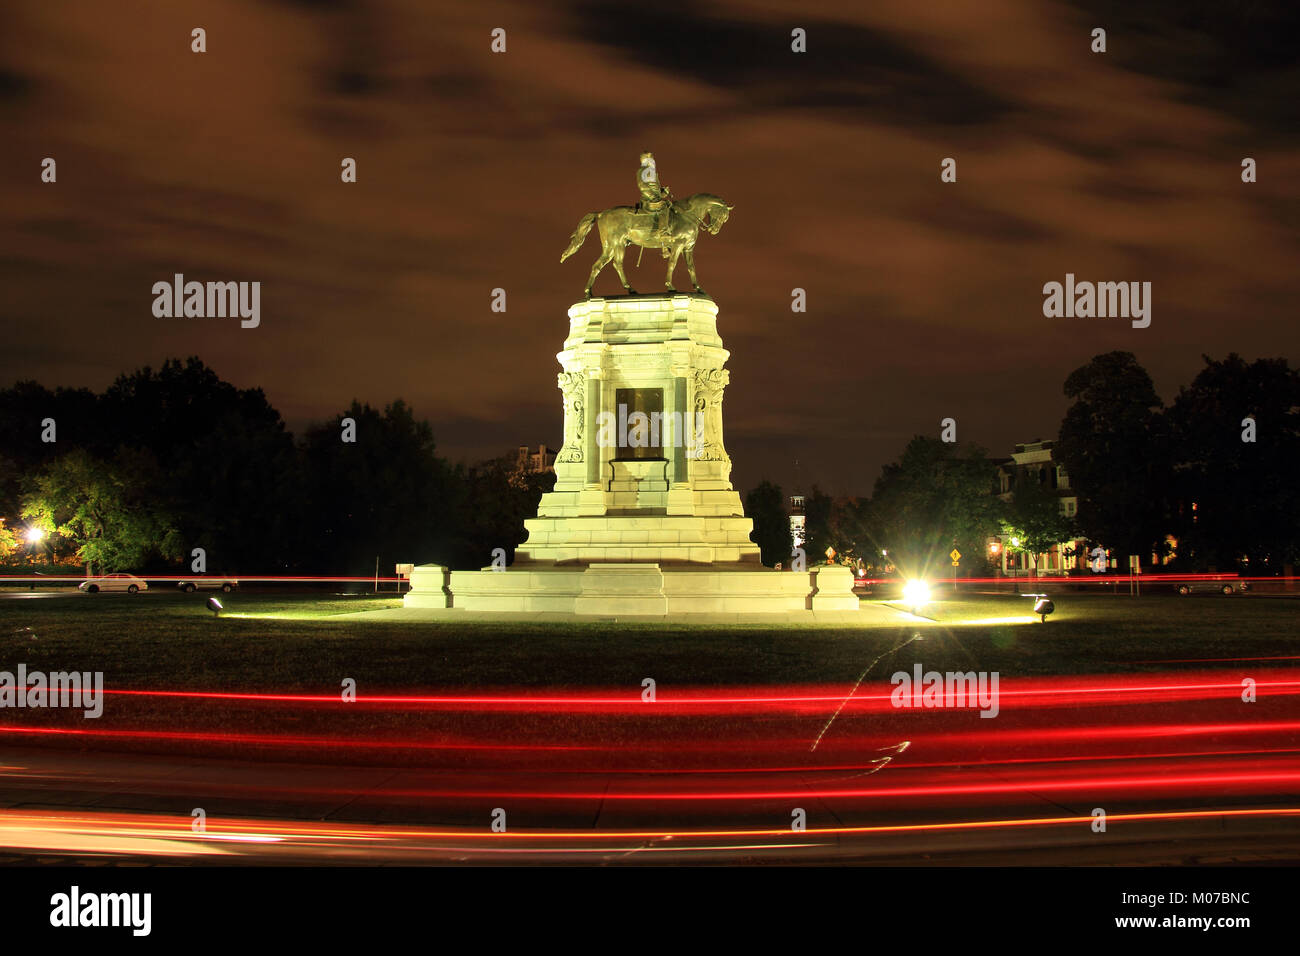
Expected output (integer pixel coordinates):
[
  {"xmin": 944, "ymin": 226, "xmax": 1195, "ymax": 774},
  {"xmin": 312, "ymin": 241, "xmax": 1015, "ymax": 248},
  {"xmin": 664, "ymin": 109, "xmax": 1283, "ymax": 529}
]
[
  {"xmin": 0, "ymin": 588, "xmax": 1295, "ymax": 690},
  {"xmin": 0, "ymin": 589, "xmax": 1294, "ymax": 767}
]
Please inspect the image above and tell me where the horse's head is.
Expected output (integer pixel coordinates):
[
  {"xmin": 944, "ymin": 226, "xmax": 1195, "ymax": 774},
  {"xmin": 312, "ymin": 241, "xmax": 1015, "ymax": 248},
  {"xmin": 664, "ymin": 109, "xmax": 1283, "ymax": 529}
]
[
  {"xmin": 705, "ymin": 198, "xmax": 733, "ymax": 235},
  {"xmin": 682, "ymin": 194, "xmax": 733, "ymax": 236}
]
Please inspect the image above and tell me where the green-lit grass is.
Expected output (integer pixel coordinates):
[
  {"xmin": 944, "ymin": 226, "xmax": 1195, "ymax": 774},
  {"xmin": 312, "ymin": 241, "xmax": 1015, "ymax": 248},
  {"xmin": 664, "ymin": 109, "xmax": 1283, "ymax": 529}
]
[
  {"xmin": 0, "ymin": 589, "xmax": 1296, "ymax": 690},
  {"xmin": 0, "ymin": 589, "xmax": 1294, "ymax": 768}
]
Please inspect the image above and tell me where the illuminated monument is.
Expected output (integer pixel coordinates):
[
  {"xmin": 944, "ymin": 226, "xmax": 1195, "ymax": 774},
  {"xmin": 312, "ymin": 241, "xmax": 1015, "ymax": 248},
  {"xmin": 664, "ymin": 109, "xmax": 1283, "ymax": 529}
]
[{"xmin": 404, "ymin": 157, "xmax": 858, "ymax": 618}]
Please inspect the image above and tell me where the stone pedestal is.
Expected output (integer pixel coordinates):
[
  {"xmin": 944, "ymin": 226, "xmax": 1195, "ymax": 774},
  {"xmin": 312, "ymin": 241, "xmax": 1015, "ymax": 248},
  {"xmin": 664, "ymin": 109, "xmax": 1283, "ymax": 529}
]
[
  {"xmin": 404, "ymin": 295, "xmax": 858, "ymax": 619},
  {"xmin": 809, "ymin": 565, "xmax": 861, "ymax": 611},
  {"xmin": 519, "ymin": 295, "xmax": 760, "ymax": 565}
]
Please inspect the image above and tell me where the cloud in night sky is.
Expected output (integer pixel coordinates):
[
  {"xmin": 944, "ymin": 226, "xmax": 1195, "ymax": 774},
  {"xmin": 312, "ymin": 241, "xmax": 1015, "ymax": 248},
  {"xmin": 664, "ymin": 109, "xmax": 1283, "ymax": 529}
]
[{"xmin": 2, "ymin": 0, "xmax": 1298, "ymax": 494}]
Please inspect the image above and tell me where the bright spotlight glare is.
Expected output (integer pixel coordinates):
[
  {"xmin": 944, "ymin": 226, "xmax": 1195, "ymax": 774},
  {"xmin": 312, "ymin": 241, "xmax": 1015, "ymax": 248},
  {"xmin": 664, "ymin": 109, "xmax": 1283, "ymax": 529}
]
[
  {"xmin": 902, "ymin": 580, "xmax": 930, "ymax": 607},
  {"xmin": 24, "ymin": 527, "xmax": 44, "ymax": 544}
]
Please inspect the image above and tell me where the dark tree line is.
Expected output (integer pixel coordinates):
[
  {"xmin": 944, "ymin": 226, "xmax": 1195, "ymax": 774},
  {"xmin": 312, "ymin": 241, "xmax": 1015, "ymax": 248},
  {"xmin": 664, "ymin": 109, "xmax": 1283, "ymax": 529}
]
[
  {"xmin": 791, "ymin": 440, "xmax": 1004, "ymax": 579},
  {"xmin": 0, "ymin": 357, "xmax": 553, "ymax": 574},
  {"xmin": 1059, "ymin": 350, "xmax": 1300, "ymax": 573},
  {"xmin": 745, "ymin": 351, "xmax": 1300, "ymax": 576},
  {"xmin": 6, "ymin": 350, "xmax": 1292, "ymax": 578}
]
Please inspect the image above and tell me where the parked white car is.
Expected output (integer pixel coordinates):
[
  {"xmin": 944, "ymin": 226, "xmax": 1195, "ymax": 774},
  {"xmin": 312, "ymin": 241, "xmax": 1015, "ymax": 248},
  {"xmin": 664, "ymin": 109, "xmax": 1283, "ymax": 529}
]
[
  {"xmin": 79, "ymin": 573, "xmax": 149, "ymax": 594},
  {"xmin": 1175, "ymin": 580, "xmax": 1249, "ymax": 596},
  {"xmin": 177, "ymin": 578, "xmax": 238, "ymax": 593}
]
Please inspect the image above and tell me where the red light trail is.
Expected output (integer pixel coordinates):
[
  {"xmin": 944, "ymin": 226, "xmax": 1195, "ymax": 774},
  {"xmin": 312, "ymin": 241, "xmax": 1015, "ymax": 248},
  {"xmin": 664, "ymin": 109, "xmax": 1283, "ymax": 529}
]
[
  {"xmin": 0, "ymin": 650, "xmax": 1295, "ymax": 862},
  {"xmin": 79, "ymin": 673, "xmax": 1300, "ymax": 711}
]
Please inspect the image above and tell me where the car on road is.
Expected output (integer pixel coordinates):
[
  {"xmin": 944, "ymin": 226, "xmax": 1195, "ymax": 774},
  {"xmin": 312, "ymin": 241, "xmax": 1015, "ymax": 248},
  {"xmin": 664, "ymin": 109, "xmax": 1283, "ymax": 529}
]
[
  {"xmin": 177, "ymin": 578, "xmax": 239, "ymax": 593},
  {"xmin": 79, "ymin": 573, "xmax": 149, "ymax": 594},
  {"xmin": 1175, "ymin": 579, "xmax": 1250, "ymax": 596}
]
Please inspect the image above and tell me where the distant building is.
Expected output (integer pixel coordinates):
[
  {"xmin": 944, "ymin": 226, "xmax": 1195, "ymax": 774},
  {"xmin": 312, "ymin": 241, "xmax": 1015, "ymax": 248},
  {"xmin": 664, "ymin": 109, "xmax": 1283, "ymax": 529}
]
[
  {"xmin": 789, "ymin": 494, "xmax": 806, "ymax": 550},
  {"xmin": 514, "ymin": 444, "xmax": 556, "ymax": 475},
  {"xmin": 993, "ymin": 439, "xmax": 1090, "ymax": 575}
]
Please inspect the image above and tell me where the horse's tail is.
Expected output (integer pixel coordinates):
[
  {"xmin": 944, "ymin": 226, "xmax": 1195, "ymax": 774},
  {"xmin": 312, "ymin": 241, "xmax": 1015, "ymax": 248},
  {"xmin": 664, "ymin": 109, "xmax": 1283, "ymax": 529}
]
[{"xmin": 560, "ymin": 212, "xmax": 597, "ymax": 263}]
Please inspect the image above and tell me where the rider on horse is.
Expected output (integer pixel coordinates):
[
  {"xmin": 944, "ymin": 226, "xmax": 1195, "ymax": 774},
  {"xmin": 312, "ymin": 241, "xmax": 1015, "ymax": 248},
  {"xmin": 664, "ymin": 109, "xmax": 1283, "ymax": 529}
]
[{"xmin": 636, "ymin": 151, "xmax": 672, "ymax": 256}]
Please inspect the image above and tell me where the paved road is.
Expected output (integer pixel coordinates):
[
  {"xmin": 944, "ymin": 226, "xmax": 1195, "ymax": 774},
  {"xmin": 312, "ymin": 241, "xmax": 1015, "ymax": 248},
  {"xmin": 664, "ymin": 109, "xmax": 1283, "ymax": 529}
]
[{"xmin": 1, "ymin": 726, "xmax": 1296, "ymax": 865}]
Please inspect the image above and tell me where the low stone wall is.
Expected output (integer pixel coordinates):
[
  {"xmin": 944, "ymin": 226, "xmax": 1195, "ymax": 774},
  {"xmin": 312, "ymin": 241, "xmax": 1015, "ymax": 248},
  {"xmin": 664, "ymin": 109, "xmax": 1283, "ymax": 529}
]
[{"xmin": 402, "ymin": 562, "xmax": 860, "ymax": 618}]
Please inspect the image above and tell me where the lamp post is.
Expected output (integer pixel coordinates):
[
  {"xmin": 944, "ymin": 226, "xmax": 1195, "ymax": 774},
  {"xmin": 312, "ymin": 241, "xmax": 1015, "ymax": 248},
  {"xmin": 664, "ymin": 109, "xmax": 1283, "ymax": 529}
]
[{"xmin": 24, "ymin": 528, "xmax": 45, "ymax": 589}]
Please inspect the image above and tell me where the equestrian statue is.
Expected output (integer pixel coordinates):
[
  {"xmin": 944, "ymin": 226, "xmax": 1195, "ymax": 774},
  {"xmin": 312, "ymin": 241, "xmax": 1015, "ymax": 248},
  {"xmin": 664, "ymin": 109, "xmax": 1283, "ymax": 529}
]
[{"xmin": 560, "ymin": 152, "xmax": 733, "ymax": 298}]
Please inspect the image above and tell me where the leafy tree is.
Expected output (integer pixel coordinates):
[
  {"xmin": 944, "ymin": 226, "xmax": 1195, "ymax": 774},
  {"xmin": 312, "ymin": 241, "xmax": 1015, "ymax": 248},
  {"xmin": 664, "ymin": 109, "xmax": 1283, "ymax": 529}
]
[
  {"xmin": 300, "ymin": 399, "xmax": 459, "ymax": 574},
  {"xmin": 21, "ymin": 449, "xmax": 182, "ymax": 573},
  {"xmin": 827, "ymin": 496, "xmax": 886, "ymax": 572},
  {"xmin": 102, "ymin": 357, "xmax": 299, "ymax": 572},
  {"xmin": 444, "ymin": 456, "xmax": 554, "ymax": 570},
  {"xmin": 800, "ymin": 486, "xmax": 835, "ymax": 564},
  {"xmin": 1055, "ymin": 352, "xmax": 1169, "ymax": 560},
  {"xmin": 1001, "ymin": 471, "xmax": 1075, "ymax": 580},
  {"xmin": 0, "ymin": 517, "xmax": 18, "ymax": 561},
  {"xmin": 1166, "ymin": 354, "xmax": 1300, "ymax": 570},
  {"xmin": 860, "ymin": 436, "xmax": 1000, "ymax": 578},
  {"xmin": 816, "ymin": 496, "xmax": 873, "ymax": 569},
  {"xmin": 0, "ymin": 382, "xmax": 101, "ymax": 520},
  {"xmin": 744, "ymin": 480, "xmax": 791, "ymax": 567}
]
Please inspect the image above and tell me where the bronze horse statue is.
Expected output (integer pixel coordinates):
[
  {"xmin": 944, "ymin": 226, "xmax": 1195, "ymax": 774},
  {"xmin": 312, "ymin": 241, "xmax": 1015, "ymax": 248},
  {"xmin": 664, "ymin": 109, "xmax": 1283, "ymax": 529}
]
[{"xmin": 561, "ymin": 193, "xmax": 733, "ymax": 297}]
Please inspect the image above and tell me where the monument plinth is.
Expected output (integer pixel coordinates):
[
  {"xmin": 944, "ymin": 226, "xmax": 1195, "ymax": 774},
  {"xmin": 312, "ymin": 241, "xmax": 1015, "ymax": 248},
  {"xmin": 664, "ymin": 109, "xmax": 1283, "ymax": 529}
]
[
  {"xmin": 520, "ymin": 294, "xmax": 758, "ymax": 564},
  {"xmin": 404, "ymin": 294, "xmax": 859, "ymax": 620}
]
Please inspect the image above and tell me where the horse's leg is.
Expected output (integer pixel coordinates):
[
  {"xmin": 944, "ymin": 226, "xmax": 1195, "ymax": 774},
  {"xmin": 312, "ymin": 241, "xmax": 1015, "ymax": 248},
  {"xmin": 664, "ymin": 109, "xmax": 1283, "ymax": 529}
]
[
  {"xmin": 585, "ymin": 219, "xmax": 618, "ymax": 296},
  {"xmin": 685, "ymin": 245, "xmax": 705, "ymax": 295},
  {"xmin": 611, "ymin": 243, "xmax": 636, "ymax": 294},
  {"xmin": 585, "ymin": 250, "xmax": 612, "ymax": 298},
  {"xmin": 585, "ymin": 220, "xmax": 606, "ymax": 296},
  {"xmin": 665, "ymin": 244, "xmax": 682, "ymax": 292}
]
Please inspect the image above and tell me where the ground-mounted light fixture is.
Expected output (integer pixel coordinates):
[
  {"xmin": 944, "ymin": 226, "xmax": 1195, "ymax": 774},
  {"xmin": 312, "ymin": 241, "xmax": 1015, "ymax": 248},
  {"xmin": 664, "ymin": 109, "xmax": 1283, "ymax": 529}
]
[
  {"xmin": 206, "ymin": 596, "xmax": 223, "ymax": 618},
  {"xmin": 1022, "ymin": 592, "xmax": 1055, "ymax": 622},
  {"xmin": 902, "ymin": 580, "xmax": 930, "ymax": 615}
]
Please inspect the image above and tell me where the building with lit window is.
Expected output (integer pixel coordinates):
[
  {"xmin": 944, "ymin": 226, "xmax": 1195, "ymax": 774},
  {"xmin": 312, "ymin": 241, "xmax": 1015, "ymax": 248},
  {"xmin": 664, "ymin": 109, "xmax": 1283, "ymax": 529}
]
[
  {"xmin": 992, "ymin": 439, "xmax": 1092, "ymax": 576},
  {"xmin": 514, "ymin": 444, "xmax": 556, "ymax": 475},
  {"xmin": 789, "ymin": 494, "xmax": 806, "ymax": 550}
]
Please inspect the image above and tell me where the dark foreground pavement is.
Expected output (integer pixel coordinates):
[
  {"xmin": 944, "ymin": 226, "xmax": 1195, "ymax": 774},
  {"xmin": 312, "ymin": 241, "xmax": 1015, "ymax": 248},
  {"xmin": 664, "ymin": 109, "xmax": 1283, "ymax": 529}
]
[{"xmin": 1, "ymin": 745, "xmax": 1297, "ymax": 865}]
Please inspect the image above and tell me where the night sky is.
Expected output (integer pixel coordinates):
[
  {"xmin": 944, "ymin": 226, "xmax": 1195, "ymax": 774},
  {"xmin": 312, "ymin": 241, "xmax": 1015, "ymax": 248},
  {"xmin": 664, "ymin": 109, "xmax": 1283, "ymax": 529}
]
[{"xmin": 3, "ymin": 1, "xmax": 1297, "ymax": 495}]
